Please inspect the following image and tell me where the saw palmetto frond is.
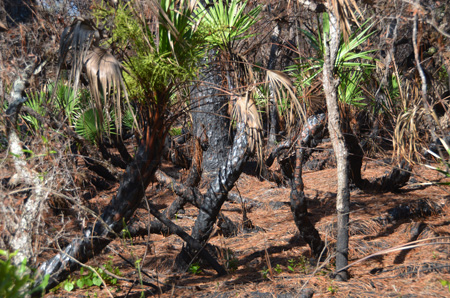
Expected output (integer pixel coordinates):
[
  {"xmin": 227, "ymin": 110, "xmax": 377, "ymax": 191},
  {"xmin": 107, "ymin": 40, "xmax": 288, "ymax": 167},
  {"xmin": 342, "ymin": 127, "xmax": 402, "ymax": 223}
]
[
  {"xmin": 266, "ymin": 69, "xmax": 306, "ymax": 132},
  {"xmin": 56, "ymin": 18, "xmax": 99, "ymax": 101},
  {"xmin": 84, "ymin": 47, "xmax": 133, "ymax": 136}
]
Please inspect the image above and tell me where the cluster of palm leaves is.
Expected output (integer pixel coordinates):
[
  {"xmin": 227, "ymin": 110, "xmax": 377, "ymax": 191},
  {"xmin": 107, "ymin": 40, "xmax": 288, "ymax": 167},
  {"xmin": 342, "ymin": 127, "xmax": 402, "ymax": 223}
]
[
  {"xmin": 61, "ymin": 0, "xmax": 265, "ymax": 154},
  {"xmin": 288, "ymin": 12, "xmax": 376, "ymax": 108},
  {"xmin": 22, "ymin": 83, "xmax": 116, "ymax": 144}
]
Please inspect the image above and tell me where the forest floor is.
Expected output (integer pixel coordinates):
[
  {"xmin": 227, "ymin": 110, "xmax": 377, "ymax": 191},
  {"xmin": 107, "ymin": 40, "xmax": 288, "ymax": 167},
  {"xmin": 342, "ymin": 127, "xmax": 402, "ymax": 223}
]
[{"xmin": 3, "ymin": 142, "xmax": 450, "ymax": 298}]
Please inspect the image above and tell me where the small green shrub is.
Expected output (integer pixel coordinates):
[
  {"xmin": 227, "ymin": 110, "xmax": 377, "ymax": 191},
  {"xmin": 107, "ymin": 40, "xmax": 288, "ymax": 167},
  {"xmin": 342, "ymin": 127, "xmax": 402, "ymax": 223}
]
[
  {"xmin": 440, "ymin": 279, "xmax": 450, "ymax": 292},
  {"xmin": 0, "ymin": 249, "xmax": 49, "ymax": 298},
  {"xmin": 188, "ymin": 262, "xmax": 202, "ymax": 275},
  {"xmin": 53, "ymin": 260, "xmax": 122, "ymax": 293}
]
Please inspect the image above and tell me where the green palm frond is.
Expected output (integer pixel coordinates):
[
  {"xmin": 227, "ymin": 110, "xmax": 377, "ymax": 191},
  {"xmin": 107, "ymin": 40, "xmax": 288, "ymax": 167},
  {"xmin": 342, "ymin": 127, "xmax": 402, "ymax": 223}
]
[
  {"xmin": 288, "ymin": 12, "xmax": 376, "ymax": 106},
  {"xmin": 23, "ymin": 89, "xmax": 47, "ymax": 131},
  {"xmin": 49, "ymin": 83, "xmax": 82, "ymax": 126},
  {"xmin": 109, "ymin": 0, "xmax": 205, "ymax": 106},
  {"xmin": 74, "ymin": 108, "xmax": 114, "ymax": 144},
  {"xmin": 195, "ymin": 0, "xmax": 261, "ymax": 50},
  {"xmin": 338, "ymin": 70, "xmax": 366, "ymax": 107}
]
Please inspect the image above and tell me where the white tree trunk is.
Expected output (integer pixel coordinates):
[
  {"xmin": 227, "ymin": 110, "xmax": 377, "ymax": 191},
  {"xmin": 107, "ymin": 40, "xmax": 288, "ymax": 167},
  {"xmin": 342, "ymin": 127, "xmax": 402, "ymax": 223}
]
[
  {"xmin": 322, "ymin": 8, "xmax": 350, "ymax": 281},
  {"xmin": 5, "ymin": 62, "xmax": 48, "ymax": 266}
]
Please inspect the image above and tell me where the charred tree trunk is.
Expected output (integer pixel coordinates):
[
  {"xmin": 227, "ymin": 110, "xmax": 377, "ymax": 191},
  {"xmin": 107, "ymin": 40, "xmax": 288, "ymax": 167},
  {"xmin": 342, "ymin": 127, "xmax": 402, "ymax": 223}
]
[
  {"xmin": 267, "ymin": 22, "xmax": 281, "ymax": 149},
  {"xmin": 289, "ymin": 114, "xmax": 327, "ymax": 259},
  {"xmin": 322, "ymin": 8, "xmax": 350, "ymax": 281},
  {"xmin": 191, "ymin": 50, "xmax": 231, "ymax": 178},
  {"xmin": 34, "ymin": 112, "xmax": 167, "ymax": 292},
  {"xmin": 177, "ymin": 122, "xmax": 248, "ymax": 268},
  {"xmin": 346, "ymin": 134, "xmax": 411, "ymax": 193}
]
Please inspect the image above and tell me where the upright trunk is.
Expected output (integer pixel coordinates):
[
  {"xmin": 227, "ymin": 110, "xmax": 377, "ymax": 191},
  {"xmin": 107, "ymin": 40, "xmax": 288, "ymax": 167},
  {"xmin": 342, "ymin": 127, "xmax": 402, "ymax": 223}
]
[
  {"xmin": 322, "ymin": 9, "xmax": 350, "ymax": 281},
  {"xmin": 192, "ymin": 50, "xmax": 231, "ymax": 178},
  {"xmin": 267, "ymin": 22, "xmax": 280, "ymax": 149}
]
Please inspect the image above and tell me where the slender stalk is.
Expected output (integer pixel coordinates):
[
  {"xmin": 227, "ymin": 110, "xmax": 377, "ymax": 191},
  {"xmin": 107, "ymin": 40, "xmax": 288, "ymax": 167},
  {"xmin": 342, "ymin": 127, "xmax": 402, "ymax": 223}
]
[{"xmin": 322, "ymin": 7, "xmax": 350, "ymax": 281}]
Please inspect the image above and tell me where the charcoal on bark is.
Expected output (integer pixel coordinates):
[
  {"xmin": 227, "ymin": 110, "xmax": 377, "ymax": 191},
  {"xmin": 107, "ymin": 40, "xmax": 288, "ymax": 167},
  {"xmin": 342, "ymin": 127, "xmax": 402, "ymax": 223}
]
[
  {"xmin": 34, "ymin": 119, "xmax": 167, "ymax": 293},
  {"xmin": 191, "ymin": 50, "xmax": 231, "ymax": 178},
  {"xmin": 346, "ymin": 134, "xmax": 411, "ymax": 193},
  {"xmin": 284, "ymin": 114, "xmax": 327, "ymax": 259},
  {"xmin": 176, "ymin": 122, "xmax": 248, "ymax": 269}
]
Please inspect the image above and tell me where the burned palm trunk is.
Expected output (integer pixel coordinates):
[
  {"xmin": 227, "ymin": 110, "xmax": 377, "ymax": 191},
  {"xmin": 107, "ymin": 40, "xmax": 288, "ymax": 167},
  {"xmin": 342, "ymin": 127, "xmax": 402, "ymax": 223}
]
[
  {"xmin": 34, "ymin": 114, "xmax": 167, "ymax": 292},
  {"xmin": 177, "ymin": 122, "xmax": 248, "ymax": 268},
  {"xmin": 148, "ymin": 202, "xmax": 226, "ymax": 275},
  {"xmin": 266, "ymin": 114, "xmax": 326, "ymax": 257},
  {"xmin": 191, "ymin": 51, "xmax": 231, "ymax": 178},
  {"xmin": 290, "ymin": 148, "xmax": 325, "ymax": 259}
]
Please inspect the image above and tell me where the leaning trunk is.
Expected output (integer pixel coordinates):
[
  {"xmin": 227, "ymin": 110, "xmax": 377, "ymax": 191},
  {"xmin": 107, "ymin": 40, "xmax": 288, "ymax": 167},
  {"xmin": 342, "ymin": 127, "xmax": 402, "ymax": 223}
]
[
  {"xmin": 34, "ymin": 112, "xmax": 167, "ymax": 291},
  {"xmin": 322, "ymin": 9, "xmax": 350, "ymax": 281},
  {"xmin": 177, "ymin": 122, "xmax": 248, "ymax": 268}
]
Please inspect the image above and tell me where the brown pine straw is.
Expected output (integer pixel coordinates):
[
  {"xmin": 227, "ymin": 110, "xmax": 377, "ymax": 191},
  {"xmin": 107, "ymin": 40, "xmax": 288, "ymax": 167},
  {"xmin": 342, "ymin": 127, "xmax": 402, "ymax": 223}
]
[{"xmin": 334, "ymin": 236, "xmax": 450, "ymax": 275}]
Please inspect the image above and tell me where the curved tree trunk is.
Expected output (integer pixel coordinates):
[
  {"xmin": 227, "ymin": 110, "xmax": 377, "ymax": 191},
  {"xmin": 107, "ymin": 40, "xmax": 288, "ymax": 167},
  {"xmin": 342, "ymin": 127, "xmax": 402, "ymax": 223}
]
[
  {"xmin": 290, "ymin": 114, "xmax": 327, "ymax": 259},
  {"xmin": 322, "ymin": 8, "xmax": 350, "ymax": 281},
  {"xmin": 177, "ymin": 121, "xmax": 248, "ymax": 269}
]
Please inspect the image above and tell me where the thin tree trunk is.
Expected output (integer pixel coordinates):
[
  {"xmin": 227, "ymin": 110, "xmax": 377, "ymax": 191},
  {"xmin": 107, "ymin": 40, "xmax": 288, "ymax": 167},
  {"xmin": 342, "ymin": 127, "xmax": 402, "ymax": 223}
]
[
  {"xmin": 290, "ymin": 114, "xmax": 327, "ymax": 259},
  {"xmin": 267, "ymin": 22, "xmax": 280, "ymax": 149},
  {"xmin": 5, "ymin": 62, "xmax": 49, "ymax": 266},
  {"xmin": 322, "ymin": 8, "xmax": 350, "ymax": 281}
]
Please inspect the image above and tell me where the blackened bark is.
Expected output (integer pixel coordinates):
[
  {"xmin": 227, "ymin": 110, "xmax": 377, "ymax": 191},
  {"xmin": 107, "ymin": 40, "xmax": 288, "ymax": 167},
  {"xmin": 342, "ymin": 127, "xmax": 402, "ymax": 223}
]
[
  {"xmin": 267, "ymin": 22, "xmax": 281, "ymax": 149},
  {"xmin": 323, "ymin": 9, "xmax": 350, "ymax": 281},
  {"xmin": 155, "ymin": 169, "xmax": 204, "ymax": 217},
  {"xmin": 276, "ymin": 114, "xmax": 326, "ymax": 258},
  {"xmin": 112, "ymin": 133, "xmax": 133, "ymax": 164},
  {"xmin": 191, "ymin": 122, "xmax": 248, "ymax": 243},
  {"xmin": 346, "ymin": 134, "xmax": 411, "ymax": 192},
  {"xmin": 192, "ymin": 51, "xmax": 231, "ymax": 177},
  {"xmin": 34, "ymin": 118, "xmax": 167, "ymax": 292},
  {"xmin": 147, "ymin": 202, "xmax": 226, "ymax": 275},
  {"xmin": 177, "ymin": 122, "xmax": 248, "ymax": 268},
  {"xmin": 98, "ymin": 141, "xmax": 127, "ymax": 169},
  {"xmin": 290, "ymin": 147, "xmax": 325, "ymax": 259},
  {"xmin": 2, "ymin": 0, "xmax": 35, "ymax": 24}
]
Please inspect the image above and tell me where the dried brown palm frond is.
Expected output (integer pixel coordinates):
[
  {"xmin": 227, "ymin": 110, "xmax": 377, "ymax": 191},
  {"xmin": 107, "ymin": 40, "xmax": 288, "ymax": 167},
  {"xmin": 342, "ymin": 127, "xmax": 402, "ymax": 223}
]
[
  {"xmin": 56, "ymin": 18, "xmax": 100, "ymax": 100},
  {"xmin": 84, "ymin": 47, "xmax": 137, "ymax": 136},
  {"xmin": 393, "ymin": 103, "xmax": 426, "ymax": 164},
  {"xmin": 329, "ymin": 0, "xmax": 364, "ymax": 41},
  {"xmin": 56, "ymin": 18, "xmax": 137, "ymax": 137},
  {"xmin": 266, "ymin": 69, "xmax": 306, "ymax": 134},
  {"xmin": 231, "ymin": 92, "xmax": 263, "ymax": 164}
]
